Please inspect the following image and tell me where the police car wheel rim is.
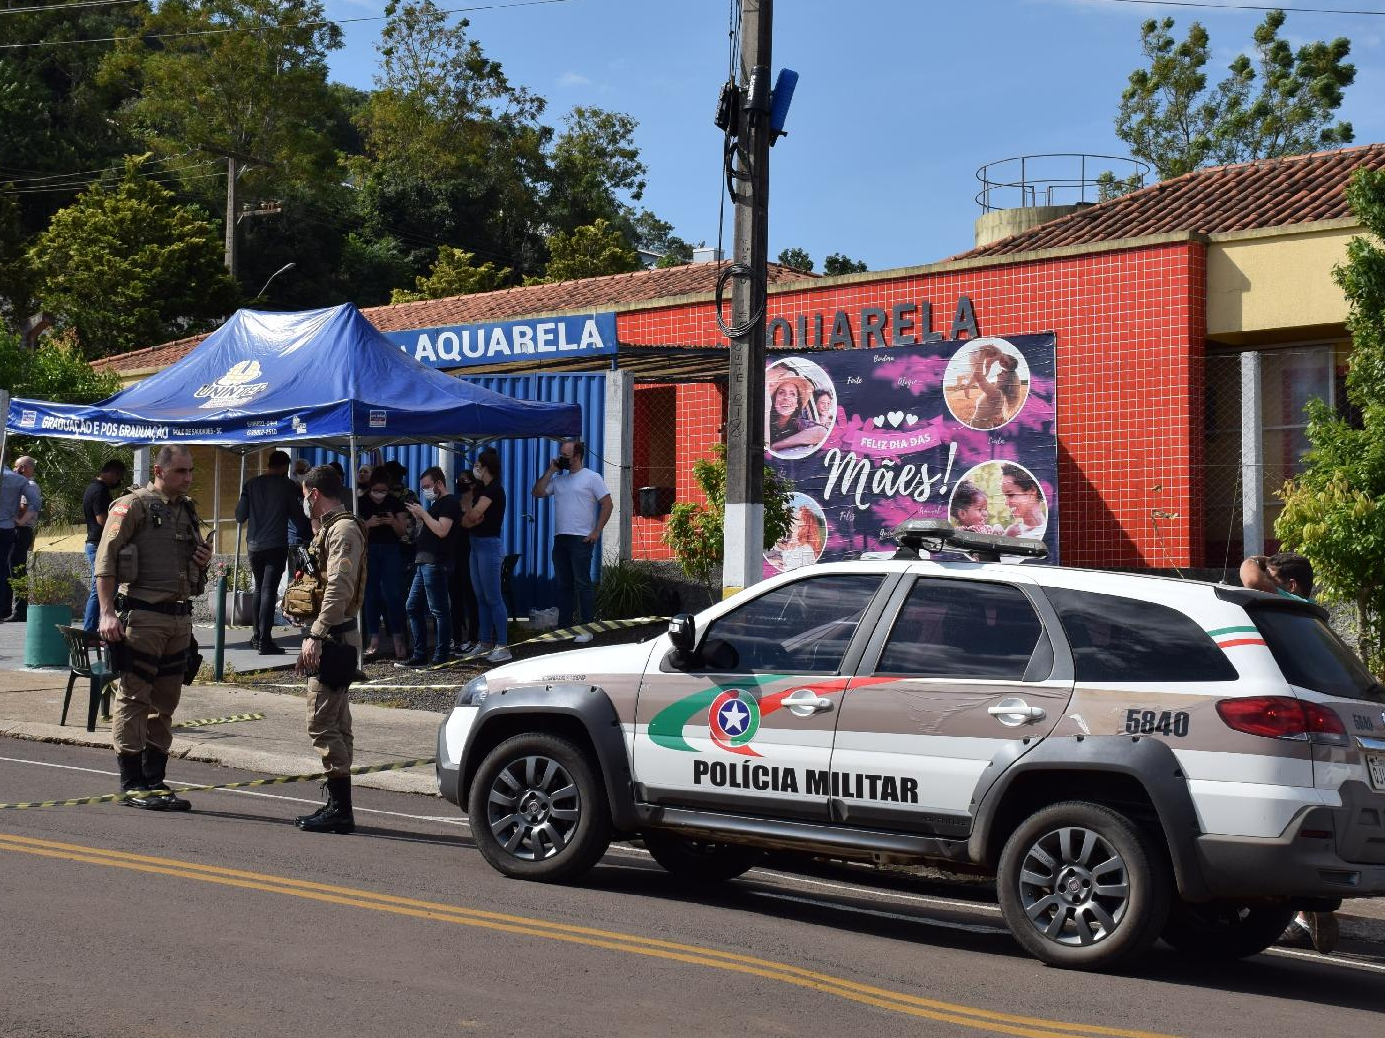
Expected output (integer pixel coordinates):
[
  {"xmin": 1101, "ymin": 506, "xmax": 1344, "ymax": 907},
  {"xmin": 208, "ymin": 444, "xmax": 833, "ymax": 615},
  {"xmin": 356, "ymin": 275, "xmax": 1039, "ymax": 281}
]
[
  {"xmin": 486, "ymin": 755, "xmax": 580, "ymax": 862},
  {"xmin": 1017, "ymin": 826, "xmax": 1130, "ymax": 948}
]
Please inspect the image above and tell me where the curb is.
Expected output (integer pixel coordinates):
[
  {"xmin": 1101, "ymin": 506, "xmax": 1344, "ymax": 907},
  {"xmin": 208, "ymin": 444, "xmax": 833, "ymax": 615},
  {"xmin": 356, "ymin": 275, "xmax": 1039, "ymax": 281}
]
[{"xmin": 0, "ymin": 722, "xmax": 438, "ymax": 797}]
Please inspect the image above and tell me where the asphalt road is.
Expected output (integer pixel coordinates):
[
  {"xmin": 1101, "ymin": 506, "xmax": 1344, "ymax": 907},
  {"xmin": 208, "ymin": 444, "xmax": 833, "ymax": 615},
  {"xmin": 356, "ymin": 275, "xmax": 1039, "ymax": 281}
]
[{"xmin": 2, "ymin": 738, "xmax": 1383, "ymax": 1038}]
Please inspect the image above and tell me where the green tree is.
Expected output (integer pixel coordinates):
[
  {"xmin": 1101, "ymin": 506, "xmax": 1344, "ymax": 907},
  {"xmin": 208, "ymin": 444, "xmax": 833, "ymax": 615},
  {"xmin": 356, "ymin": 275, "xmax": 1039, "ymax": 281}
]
[
  {"xmin": 0, "ymin": 190, "xmax": 37, "ymax": 329},
  {"xmin": 0, "ymin": 326, "xmax": 126, "ymax": 526},
  {"xmin": 544, "ymin": 106, "xmax": 646, "ymax": 235},
  {"xmin": 626, "ymin": 210, "xmax": 692, "ymax": 267},
  {"xmin": 823, "ymin": 253, "xmax": 867, "ymax": 276},
  {"xmin": 776, "ymin": 247, "xmax": 814, "ymax": 272},
  {"xmin": 1275, "ymin": 168, "xmax": 1385, "ymax": 673},
  {"xmin": 1117, "ymin": 12, "xmax": 1355, "ymax": 181},
  {"xmin": 390, "ymin": 246, "xmax": 512, "ymax": 304},
  {"xmin": 28, "ymin": 159, "xmax": 240, "ymax": 357},
  {"xmin": 662, "ymin": 444, "xmax": 794, "ymax": 603},
  {"xmin": 99, "ymin": 0, "xmax": 345, "ymax": 206},
  {"xmin": 530, "ymin": 219, "xmax": 640, "ymax": 283}
]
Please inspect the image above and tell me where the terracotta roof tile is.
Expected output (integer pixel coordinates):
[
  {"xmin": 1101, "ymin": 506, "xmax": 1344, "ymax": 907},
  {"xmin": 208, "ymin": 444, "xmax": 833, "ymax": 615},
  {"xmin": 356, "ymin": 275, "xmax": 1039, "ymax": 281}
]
[
  {"xmin": 956, "ymin": 143, "xmax": 1385, "ymax": 259},
  {"xmin": 96, "ymin": 261, "xmax": 814, "ymax": 373}
]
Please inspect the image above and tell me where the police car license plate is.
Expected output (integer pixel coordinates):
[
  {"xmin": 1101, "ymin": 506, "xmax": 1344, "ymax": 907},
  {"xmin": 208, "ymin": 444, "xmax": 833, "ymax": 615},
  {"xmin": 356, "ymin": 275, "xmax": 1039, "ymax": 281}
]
[{"xmin": 1368, "ymin": 753, "xmax": 1385, "ymax": 791}]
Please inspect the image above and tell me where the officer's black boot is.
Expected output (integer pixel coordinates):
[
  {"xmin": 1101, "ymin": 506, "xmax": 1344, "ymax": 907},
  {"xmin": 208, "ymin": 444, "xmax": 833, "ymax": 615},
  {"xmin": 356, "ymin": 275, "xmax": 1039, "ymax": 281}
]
[
  {"xmin": 297, "ymin": 776, "xmax": 354, "ymax": 834},
  {"xmin": 294, "ymin": 782, "xmax": 330, "ymax": 827},
  {"xmin": 142, "ymin": 747, "xmax": 191, "ymax": 812},
  {"xmin": 117, "ymin": 752, "xmax": 165, "ymax": 811}
]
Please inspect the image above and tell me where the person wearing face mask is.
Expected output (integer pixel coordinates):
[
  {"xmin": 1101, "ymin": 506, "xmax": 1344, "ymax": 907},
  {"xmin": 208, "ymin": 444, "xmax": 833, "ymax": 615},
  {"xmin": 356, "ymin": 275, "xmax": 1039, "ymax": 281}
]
[
  {"xmin": 462, "ymin": 448, "xmax": 510, "ymax": 663},
  {"xmin": 448, "ymin": 470, "xmax": 480, "ymax": 653},
  {"xmin": 531, "ymin": 438, "xmax": 611, "ymax": 642},
  {"xmin": 398, "ymin": 466, "xmax": 461, "ymax": 667},
  {"xmin": 356, "ymin": 473, "xmax": 408, "ymax": 661}
]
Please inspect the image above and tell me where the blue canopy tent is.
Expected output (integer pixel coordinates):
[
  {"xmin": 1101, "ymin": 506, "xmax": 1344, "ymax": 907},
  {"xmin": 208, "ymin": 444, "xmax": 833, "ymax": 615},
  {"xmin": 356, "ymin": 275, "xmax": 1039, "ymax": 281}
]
[
  {"xmin": 4, "ymin": 303, "xmax": 583, "ymax": 449},
  {"xmin": 1, "ymin": 304, "xmax": 583, "ymax": 658}
]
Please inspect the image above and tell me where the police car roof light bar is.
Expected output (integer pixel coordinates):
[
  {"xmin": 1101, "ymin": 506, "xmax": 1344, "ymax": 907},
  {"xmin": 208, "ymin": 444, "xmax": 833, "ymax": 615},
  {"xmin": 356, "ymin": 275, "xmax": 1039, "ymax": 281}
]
[{"xmin": 890, "ymin": 519, "xmax": 1048, "ymax": 563}]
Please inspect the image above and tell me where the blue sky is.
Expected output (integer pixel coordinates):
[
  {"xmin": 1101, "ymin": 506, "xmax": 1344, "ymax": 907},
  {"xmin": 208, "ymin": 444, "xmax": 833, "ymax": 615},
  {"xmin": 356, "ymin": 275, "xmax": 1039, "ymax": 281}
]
[{"xmin": 321, "ymin": 0, "xmax": 1385, "ymax": 271}]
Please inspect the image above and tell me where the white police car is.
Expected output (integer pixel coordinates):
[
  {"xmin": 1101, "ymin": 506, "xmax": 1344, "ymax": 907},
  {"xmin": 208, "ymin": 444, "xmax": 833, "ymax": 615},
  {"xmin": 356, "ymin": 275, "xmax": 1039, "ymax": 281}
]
[{"xmin": 437, "ymin": 521, "xmax": 1385, "ymax": 970}]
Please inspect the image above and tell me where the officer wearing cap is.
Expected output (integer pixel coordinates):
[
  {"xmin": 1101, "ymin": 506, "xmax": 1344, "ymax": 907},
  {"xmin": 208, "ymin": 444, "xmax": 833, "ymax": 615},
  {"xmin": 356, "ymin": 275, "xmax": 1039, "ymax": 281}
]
[
  {"xmin": 96, "ymin": 445, "xmax": 212, "ymax": 811},
  {"xmin": 293, "ymin": 463, "xmax": 367, "ymax": 834}
]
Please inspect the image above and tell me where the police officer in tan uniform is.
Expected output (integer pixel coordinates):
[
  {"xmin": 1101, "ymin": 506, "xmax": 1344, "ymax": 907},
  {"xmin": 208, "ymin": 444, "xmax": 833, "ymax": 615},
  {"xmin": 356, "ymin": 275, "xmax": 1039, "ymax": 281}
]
[
  {"xmin": 294, "ymin": 464, "xmax": 367, "ymax": 834},
  {"xmin": 97, "ymin": 445, "xmax": 212, "ymax": 811}
]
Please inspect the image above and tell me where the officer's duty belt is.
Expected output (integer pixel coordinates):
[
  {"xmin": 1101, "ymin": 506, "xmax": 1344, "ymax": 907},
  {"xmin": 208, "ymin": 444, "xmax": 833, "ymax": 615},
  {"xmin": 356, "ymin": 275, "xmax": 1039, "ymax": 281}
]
[{"xmin": 117, "ymin": 596, "xmax": 192, "ymax": 617}]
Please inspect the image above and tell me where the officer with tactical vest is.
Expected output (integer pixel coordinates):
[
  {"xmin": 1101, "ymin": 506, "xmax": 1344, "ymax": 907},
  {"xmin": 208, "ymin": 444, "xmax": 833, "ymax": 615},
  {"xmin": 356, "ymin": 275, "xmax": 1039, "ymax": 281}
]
[
  {"xmin": 96, "ymin": 444, "xmax": 212, "ymax": 811},
  {"xmin": 291, "ymin": 464, "xmax": 368, "ymax": 834}
]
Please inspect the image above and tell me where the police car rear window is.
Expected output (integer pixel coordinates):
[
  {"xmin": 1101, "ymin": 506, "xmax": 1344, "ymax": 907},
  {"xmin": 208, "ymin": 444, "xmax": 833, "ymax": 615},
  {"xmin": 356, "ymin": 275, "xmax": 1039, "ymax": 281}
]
[
  {"xmin": 1250, "ymin": 607, "xmax": 1382, "ymax": 703},
  {"xmin": 1044, "ymin": 588, "xmax": 1238, "ymax": 683}
]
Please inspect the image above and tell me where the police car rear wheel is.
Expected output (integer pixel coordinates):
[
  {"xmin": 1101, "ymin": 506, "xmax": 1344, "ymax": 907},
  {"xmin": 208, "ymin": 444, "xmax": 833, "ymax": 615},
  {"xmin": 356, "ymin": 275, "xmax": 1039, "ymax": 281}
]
[
  {"xmin": 997, "ymin": 801, "xmax": 1170, "ymax": 971},
  {"xmin": 1159, "ymin": 901, "xmax": 1296, "ymax": 960},
  {"xmin": 469, "ymin": 733, "xmax": 612, "ymax": 883},
  {"xmin": 640, "ymin": 830, "xmax": 764, "ymax": 882}
]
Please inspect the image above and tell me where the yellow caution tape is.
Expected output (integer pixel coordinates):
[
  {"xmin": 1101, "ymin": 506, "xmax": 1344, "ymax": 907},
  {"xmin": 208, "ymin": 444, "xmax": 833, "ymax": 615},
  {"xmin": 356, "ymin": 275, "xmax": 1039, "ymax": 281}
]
[
  {"xmin": 172, "ymin": 712, "xmax": 266, "ymax": 729},
  {"xmin": 415, "ymin": 615, "xmax": 668, "ymax": 674},
  {"xmin": 0, "ymin": 756, "xmax": 437, "ymax": 811}
]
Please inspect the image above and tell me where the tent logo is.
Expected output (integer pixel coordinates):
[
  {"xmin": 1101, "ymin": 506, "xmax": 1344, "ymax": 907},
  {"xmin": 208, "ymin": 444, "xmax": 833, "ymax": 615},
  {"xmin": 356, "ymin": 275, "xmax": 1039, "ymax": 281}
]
[{"xmin": 194, "ymin": 360, "xmax": 270, "ymax": 409}]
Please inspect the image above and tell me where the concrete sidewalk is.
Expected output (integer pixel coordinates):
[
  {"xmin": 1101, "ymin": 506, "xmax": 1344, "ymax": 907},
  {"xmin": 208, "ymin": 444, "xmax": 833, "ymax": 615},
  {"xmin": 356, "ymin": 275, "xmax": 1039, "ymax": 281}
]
[{"xmin": 0, "ymin": 668, "xmax": 440, "ymax": 796}]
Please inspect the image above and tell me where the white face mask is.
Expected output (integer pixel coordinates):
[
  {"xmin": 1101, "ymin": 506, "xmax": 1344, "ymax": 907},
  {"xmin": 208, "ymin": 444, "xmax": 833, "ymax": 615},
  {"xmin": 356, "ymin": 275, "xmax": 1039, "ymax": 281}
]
[
  {"xmin": 471, "ymin": 466, "xmax": 484, "ymax": 481},
  {"xmin": 302, "ymin": 496, "xmax": 314, "ymax": 519}
]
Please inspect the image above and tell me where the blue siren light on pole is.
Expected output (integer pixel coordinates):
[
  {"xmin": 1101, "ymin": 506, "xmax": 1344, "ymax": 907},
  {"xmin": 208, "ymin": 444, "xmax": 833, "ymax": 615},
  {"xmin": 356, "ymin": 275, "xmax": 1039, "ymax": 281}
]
[{"xmin": 769, "ymin": 68, "xmax": 798, "ymax": 144}]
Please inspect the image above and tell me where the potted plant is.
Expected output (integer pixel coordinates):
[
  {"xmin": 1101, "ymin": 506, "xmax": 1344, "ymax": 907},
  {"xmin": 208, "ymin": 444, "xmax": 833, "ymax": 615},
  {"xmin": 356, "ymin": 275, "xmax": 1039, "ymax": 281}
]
[
  {"xmin": 9, "ymin": 552, "xmax": 87, "ymax": 668},
  {"xmin": 207, "ymin": 557, "xmax": 255, "ymax": 626}
]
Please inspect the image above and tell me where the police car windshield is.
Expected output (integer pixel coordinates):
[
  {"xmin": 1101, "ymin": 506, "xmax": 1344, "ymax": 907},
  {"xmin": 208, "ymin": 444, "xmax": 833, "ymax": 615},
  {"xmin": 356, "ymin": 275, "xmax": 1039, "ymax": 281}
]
[{"xmin": 1250, "ymin": 607, "xmax": 1382, "ymax": 703}]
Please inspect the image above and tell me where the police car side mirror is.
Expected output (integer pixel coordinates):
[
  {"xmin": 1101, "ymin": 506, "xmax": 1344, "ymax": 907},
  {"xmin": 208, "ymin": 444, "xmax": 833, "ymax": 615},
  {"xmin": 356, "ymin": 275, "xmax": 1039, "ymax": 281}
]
[{"xmin": 668, "ymin": 614, "xmax": 696, "ymax": 653}]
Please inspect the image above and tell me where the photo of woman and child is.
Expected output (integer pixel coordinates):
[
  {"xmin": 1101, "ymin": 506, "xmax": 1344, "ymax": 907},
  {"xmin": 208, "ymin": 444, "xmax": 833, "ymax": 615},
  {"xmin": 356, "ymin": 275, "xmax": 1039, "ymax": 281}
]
[
  {"xmin": 766, "ymin": 359, "xmax": 837, "ymax": 459},
  {"xmin": 948, "ymin": 461, "xmax": 1048, "ymax": 541},
  {"xmin": 943, "ymin": 337, "xmax": 1031, "ymax": 431},
  {"xmin": 764, "ymin": 493, "xmax": 828, "ymax": 572}
]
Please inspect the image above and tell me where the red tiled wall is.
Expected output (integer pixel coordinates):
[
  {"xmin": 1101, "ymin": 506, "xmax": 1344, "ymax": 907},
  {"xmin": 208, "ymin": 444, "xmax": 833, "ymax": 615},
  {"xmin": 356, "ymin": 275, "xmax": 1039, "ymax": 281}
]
[
  {"xmin": 619, "ymin": 242, "xmax": 1207, "ymax": 569},
  {"xmin": 631, "ymin": 381, "xmax": 726, "ymax": 561}
]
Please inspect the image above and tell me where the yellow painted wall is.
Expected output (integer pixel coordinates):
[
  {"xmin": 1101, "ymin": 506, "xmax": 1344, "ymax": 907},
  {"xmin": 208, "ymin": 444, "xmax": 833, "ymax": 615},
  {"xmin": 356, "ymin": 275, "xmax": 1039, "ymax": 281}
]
[
  {"xmin": 189, "ymin": 446, "xmax": 273, "ymax": 554},
  {"xmin": 1207, "ymin": 224, "xmax": 1355, "ymax": 342}
]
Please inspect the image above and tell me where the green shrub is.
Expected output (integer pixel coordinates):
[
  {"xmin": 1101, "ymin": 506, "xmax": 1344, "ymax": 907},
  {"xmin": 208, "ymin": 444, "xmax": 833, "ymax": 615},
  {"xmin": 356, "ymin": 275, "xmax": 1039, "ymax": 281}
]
[{"xmin": 596, "ymin": 560, "xmax": 660, "ymax": 620}]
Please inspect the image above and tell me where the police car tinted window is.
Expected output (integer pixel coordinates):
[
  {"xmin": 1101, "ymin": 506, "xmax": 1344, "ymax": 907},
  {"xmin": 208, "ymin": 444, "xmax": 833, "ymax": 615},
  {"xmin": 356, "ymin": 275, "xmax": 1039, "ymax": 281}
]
[
  {"xmin": 1251, "ymin": 607, "xmax": 1382, "ymax": 703},
  {"xmin": 876, "ymin": 579, "xmax": 1042, "ymax": 679},
  {"xmin": 700, "ymin": 574, "xmax": 883, "ymax": 674},
  {"xmin": 1045, "ymin": 588, "xmax": 1238, "ymax": 683}
]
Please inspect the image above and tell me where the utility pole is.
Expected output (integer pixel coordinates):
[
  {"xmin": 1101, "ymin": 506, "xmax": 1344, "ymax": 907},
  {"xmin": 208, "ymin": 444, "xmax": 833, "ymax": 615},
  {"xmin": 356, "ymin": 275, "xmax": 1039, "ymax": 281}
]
[
  {"xmin": 224, "ymin": 156, "xmax": 238, "ymax": 277},
  {"xmin": 722, "ymin": 0, "xmax": 772, "ymax": 598}
]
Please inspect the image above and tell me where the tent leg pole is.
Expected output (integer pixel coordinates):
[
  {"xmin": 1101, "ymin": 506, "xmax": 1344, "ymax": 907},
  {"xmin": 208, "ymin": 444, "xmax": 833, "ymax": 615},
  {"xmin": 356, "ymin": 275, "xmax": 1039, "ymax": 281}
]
[
  {"xmin": 349, "ymin": 435, "xmax": 363, "ymax": 669},
  {"xmin": 232, "ymin": 453, "xmax": 245, "ymax": 629}
]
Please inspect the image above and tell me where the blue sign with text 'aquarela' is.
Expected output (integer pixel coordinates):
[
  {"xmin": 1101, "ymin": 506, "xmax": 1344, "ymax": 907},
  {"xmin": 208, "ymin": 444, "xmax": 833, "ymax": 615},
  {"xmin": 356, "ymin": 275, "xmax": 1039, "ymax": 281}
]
[{"xmin": 383, "ymin": 312, "xmax": 618, "ymax": 370}]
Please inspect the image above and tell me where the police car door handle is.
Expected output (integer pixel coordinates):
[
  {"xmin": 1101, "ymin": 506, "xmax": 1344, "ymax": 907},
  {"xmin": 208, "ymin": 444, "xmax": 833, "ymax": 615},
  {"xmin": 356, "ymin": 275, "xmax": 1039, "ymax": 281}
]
[
  {"xmin": 987, "ymin": 697, "xmax": 1047, "ymax": 727},
  {"xmin": 784, "ymin": 689, "xmax": 834, "ymax": 717}
]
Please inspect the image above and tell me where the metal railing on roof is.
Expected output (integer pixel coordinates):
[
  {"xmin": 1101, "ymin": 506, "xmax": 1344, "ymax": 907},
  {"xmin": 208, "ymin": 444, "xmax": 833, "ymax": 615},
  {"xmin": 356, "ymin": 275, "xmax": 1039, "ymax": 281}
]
[{"xmin": 975, "ymin": 153, "xmax": 1150, "ymax": 213}]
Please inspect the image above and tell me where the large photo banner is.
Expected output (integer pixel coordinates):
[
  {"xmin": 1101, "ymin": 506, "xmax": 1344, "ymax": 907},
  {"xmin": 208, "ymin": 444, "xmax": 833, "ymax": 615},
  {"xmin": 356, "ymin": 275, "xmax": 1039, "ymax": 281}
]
[{"xmin": 762, "ymin": 333, "xmax": 1058, "ymax": 577}]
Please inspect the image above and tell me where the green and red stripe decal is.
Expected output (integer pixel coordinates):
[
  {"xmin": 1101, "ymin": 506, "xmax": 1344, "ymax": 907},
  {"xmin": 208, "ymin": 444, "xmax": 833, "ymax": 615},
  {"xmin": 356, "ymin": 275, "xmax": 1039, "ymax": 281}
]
[{"xmin": 1208, "ymin": 625, "xmax": 1266, "ymax": 650}]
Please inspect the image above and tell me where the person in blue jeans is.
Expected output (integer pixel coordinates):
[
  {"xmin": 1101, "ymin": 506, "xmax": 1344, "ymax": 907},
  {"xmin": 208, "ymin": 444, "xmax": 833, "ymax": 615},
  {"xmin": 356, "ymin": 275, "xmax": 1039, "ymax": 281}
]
[
  {"xmin": 81, "ymin": 459, "xmax": 127, "ymax": 631},
  {"xmin": 531, "ymin": 438, "xmax": 612, "ymax": 642},
  {"xmin": 399, "ymin": 466, "xmax": 460, "ymax": 667},
  {"xmin": 463, "ymin": 448, "xmax": 510, "ymax": 663},
  {"xmin": 357, "ymin": 472, "xmax": 409, "ymax": 661}
]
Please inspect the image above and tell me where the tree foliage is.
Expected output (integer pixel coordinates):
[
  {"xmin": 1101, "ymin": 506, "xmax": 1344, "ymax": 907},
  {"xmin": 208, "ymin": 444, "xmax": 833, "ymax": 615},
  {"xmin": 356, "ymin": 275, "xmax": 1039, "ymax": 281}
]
[
  {"xmin": 390, "ymin": 246, "xmax": 512, "ymax": 304},
  {"xmin": 662, "ymin": 444, "xmax": 795, "ymax": 601},
  {"xmin": 1116, "ymin": 12, "xmax": 1355, "ymax": 181},
  {"xmin": 530, "ymin": 219, "xmax": 640, "ymax": 284},
  {"xmin": 28, "ymin": 159, "xmax": 240, "ymax": 356},
  {"xmin": 777, "ymin": 247, "xmax": 814, "ymax": 272},
  {"xmin": 1276, "ymin": 169, "xmax": 1385, "ymax": 673},
  {"xmin": 824, "ymin": 253, "xmax": 868, "ymax": 276}
]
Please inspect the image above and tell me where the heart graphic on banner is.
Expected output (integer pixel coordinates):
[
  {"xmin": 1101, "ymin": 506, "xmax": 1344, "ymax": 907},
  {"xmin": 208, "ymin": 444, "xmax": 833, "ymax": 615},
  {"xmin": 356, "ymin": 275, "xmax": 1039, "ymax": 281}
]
[
  {"xmin": 887, "ymin": 411, "xmax": 904, "ymax": 427},
  {"xmin": 871, "ymin": 415, "xmax": 886, "ymax": 427},
  {"xmin": 906, "ymin": 413, "xmax": 919, "ymax": 425}
]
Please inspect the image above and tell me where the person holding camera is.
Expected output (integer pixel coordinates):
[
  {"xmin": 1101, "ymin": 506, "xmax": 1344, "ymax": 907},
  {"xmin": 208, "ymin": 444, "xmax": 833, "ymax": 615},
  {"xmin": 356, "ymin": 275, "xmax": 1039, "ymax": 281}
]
[
  {"xmin": 292, "ymin": 464, "xmax": 368, "ymax": 835},
  {"xmin": 531, "ymin": 438, "xmax": 611, "ymax": 643},
  {"xmin": 95, "ymin": 445, "xmax": 212, "ymax": 812}
]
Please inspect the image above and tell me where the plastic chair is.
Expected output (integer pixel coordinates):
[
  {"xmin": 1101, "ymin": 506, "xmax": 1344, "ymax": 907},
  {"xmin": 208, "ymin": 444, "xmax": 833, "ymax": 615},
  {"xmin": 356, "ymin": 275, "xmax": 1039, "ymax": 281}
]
[{"xmin": 57, "ymin": 626, "xmax": 117, "ymax": 733}]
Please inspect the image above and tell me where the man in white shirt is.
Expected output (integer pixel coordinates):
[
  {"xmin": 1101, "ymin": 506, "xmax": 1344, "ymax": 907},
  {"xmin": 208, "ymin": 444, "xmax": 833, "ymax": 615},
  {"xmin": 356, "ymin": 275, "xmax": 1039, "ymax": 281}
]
[{"xmin": 531, "ymin": 439, "xmax": 612, "ymax": 643}]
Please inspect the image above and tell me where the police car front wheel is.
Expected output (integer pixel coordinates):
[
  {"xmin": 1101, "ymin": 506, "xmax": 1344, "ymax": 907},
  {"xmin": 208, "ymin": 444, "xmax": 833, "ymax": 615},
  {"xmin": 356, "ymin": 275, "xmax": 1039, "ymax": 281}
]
[
  {"xmin": 469, "ymin": 733, "xmax": 612, "ymax": 883},
  {"xmin": 997, "ymin": 801, "xmax": 1171, "ymax": 970}
]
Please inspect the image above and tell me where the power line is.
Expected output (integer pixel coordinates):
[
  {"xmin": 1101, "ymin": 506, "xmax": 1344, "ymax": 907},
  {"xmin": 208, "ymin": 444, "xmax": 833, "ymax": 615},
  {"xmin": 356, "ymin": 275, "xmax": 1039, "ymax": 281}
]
[
  {"xmin": 1092, "ymin": 0, "xmax": 1385, "ymax": 15},
  {"xmin": 0, "ymin": 0, "xmax": 145, "ymax": 16},
  {"xmin": 0, "ymin": 152, "xmax": 206, "ymax": 185},
  {"xmin": 0, "ymin": 0, "xmax": 577, "ymax": 49},
  {"xmin": 3, "ymin": 168, "xmax": 229, "ymax": 195}
]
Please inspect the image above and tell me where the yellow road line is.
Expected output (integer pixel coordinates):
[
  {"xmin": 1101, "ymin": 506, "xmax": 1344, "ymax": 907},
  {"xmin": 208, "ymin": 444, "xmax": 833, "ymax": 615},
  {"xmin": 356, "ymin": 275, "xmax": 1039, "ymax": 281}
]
[{"xmin": 0, "ymin": 833, "xmax": 1179, "ymax": 1038}]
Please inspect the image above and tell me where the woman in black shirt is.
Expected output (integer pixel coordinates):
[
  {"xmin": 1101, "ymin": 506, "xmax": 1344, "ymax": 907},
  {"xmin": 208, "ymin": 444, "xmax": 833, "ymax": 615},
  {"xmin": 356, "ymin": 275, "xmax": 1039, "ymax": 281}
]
[
  {"xmin": 357, "ymin": 472, "xmax": 408, "ymax": 660},
  {"xmin": 462, "ymin": 448, "xmax": 509, "ymax": 663}
]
